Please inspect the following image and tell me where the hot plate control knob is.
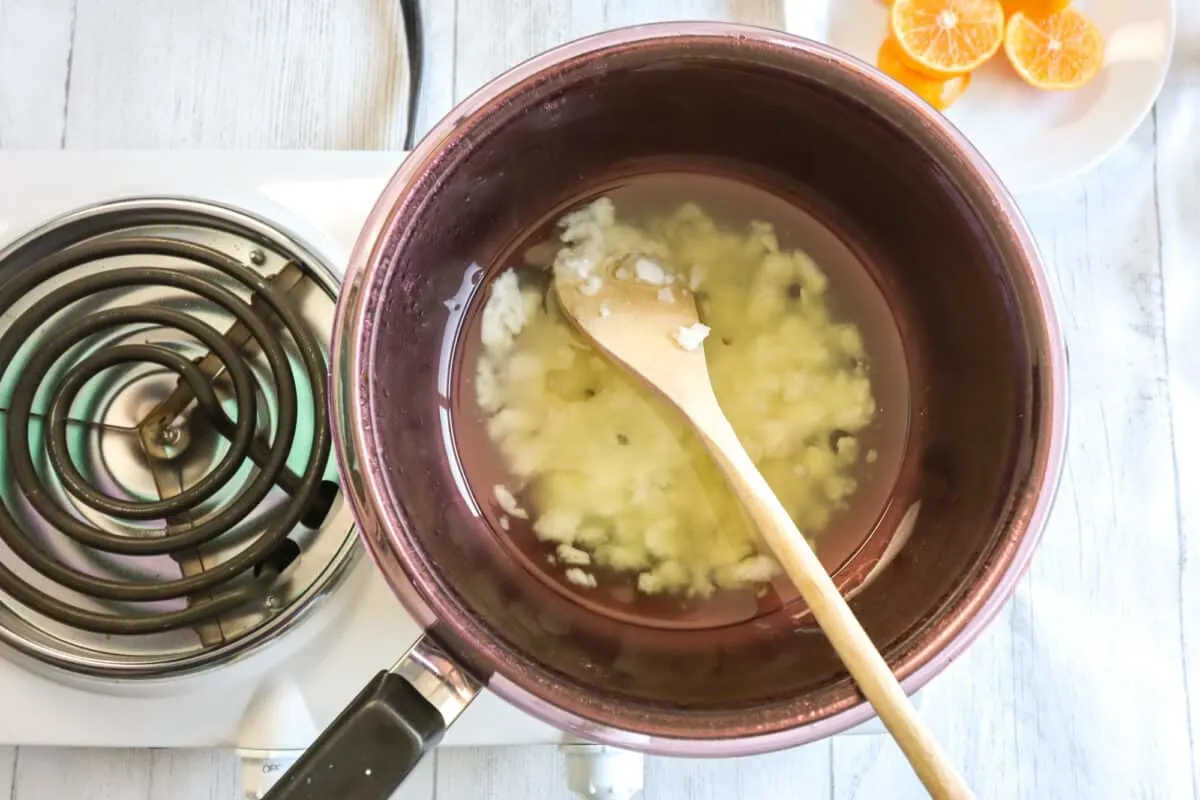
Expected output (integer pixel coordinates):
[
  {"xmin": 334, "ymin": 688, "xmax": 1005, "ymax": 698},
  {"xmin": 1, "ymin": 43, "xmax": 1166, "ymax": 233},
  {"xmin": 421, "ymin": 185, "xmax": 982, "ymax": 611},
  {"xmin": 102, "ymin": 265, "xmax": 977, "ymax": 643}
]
[
  {"xmin": 238, "ymin": 749, "xmax": 300, "ymax": 800},
  {"xmin": 562, "ymin": 742, "xmax": 645, "ymax": 800}
]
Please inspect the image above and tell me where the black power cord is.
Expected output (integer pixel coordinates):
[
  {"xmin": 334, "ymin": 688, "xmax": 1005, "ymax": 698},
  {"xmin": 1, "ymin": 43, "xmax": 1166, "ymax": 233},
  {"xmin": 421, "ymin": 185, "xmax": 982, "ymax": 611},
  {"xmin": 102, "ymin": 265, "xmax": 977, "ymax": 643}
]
[{"xmin": 401, "ymin": 0, "xmax": 424, "ymax": 150}]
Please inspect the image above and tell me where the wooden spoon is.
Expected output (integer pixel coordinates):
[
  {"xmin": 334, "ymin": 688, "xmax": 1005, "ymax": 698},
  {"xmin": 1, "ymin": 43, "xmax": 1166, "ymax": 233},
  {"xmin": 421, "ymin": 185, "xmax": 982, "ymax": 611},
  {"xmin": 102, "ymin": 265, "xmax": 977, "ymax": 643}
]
[{"xmin": 555, "ymin": 269, "xmax": 974, "ymax": 800}]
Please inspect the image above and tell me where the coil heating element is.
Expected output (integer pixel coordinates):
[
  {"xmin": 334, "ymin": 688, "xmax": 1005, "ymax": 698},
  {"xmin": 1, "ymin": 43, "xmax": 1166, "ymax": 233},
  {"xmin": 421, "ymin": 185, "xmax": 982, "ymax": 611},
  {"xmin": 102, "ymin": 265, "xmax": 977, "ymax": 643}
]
[{"xmin": 0, "ymin": 222, "xmax": 337, "ymax": 638}]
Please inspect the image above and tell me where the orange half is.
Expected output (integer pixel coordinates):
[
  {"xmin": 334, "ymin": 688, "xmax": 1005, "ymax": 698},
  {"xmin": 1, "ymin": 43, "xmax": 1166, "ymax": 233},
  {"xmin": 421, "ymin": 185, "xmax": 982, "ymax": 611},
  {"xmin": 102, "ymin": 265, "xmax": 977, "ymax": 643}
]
[
  {"xmin": 890, "ymin": 0, "xmax": 1006, "ymax": 79},
  {"xmin": 877, "ymin": 38, "xmax": 972, "ymax": 110},
  {"xmin": 1005, "ymin": 8, "xmax": 1105, "ymax": 90},
  {"xmin": 1001, "ymin": 0, "xmax": 1070, "ymax": 18}
]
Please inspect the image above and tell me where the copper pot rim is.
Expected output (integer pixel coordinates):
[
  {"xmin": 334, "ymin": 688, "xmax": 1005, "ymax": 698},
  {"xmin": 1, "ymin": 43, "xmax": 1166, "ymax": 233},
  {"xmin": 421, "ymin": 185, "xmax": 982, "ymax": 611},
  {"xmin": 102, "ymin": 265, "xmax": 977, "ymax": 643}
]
[{"xmin": 333, "ymin": 21, "xmax": 1069, "ymax": 753}]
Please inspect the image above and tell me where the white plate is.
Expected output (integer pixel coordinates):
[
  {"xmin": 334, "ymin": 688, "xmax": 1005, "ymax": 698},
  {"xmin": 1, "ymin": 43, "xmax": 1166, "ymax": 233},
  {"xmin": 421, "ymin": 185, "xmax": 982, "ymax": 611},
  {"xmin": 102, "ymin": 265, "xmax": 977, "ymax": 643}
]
[{"xmin": 783, "ymin": 0, "xmax": 1176, "ymax": 194}]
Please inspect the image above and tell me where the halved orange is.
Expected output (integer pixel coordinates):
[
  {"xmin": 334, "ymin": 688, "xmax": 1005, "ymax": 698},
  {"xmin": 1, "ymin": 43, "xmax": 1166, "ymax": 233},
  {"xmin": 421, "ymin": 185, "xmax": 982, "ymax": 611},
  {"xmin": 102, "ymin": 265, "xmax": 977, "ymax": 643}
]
[
  {"xmin": 1001, "ymin": 0, "xmax": 1070, "ymax": 18},
  {"xmin": 1005, "ymin": 8, "xmax": 1105, "ymax": 90},
  {"xmin": 890, "ymin": 0, "xmax": 1006, "ymax": 79},
  {"xmin": 877, "ymin": 38, "xmax": 972, "ymax": 110}
]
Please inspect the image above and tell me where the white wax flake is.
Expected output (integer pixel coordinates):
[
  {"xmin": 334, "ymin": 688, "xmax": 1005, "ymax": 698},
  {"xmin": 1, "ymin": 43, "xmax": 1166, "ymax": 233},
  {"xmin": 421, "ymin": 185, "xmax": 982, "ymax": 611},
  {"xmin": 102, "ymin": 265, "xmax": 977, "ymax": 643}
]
[
  {"xmin": 672, "ymin": 322, "xmax": 711, "ymax": 351},
  {"xmin": 492, "ymin": 484, "xmax": 529, "ymax": 519},
  {"xmin": 578, "ymin": 275, "xmax": 603, "ymax": 296},
  {"xmin": 731, "ymin": 554, "xmax": 780, "ymax": 583},
  {"xmin": 561, "ymin": 255, "xmax": 594, "ymax": 280},
  {"xmin": 634, "ymin": 258, "xmax": 669, "ymax": 285},
  {"xmin": 556, "ymin": 543, "xmax": 592, "ymax": 566},
  {"xmin": 474, "ymin": 197, "xmax": 877, "ymax": 599},
  {"xmin": 565, "ymin": 567, "xmax": 598, "ymax": 588},
  {"xmin": 636, "ymin": 572, "xmax": 661, "ymax": 594},
  {"xmin": 657, "ymin": 287, "xmax": 676, "ymax": 304},
  {"xmin": 479, "ymin": 269, "xmax": 533, "ymax": 353}
]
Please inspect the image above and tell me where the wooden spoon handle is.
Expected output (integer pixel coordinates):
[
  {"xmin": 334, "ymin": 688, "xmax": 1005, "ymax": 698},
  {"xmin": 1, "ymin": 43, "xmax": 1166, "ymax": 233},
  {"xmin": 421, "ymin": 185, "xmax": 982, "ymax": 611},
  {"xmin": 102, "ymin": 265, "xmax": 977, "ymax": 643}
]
[{"xmin": 696, "ymin": 412, "xmax": 974, "ymax": 800}]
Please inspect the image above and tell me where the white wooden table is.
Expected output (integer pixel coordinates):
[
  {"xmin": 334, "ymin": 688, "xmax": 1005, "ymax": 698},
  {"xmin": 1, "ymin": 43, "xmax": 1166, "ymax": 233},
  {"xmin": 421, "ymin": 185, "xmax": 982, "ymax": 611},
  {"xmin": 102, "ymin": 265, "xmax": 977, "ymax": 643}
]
[{"xmin": 0, "ymin": 1, "xmax": 1197, "ymax": 798}]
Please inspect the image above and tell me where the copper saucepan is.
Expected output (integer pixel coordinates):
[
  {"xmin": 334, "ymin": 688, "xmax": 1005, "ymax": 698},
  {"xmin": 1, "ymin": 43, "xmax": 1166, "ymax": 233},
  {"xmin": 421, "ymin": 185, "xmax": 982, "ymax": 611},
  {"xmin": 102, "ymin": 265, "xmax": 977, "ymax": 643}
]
[{"xmin": 265, "ymin": 21, "xmax": 1067, "ymax": 799}]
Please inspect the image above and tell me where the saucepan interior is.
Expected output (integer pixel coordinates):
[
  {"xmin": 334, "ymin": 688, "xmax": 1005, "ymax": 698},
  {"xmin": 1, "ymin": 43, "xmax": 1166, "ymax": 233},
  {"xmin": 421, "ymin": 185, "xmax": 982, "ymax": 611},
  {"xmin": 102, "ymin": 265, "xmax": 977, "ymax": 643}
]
[{"xmin": 348, "ymin": 24, "xmax": 1064, "ymax": 748}]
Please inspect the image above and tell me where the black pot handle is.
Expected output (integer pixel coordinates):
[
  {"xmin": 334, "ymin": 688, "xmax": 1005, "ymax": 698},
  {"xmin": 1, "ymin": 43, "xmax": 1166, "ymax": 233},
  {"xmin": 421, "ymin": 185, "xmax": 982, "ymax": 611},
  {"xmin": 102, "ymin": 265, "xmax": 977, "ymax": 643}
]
[{"xmin": 263, "ymin": 635, "xmax": 481, "ymax": 800}]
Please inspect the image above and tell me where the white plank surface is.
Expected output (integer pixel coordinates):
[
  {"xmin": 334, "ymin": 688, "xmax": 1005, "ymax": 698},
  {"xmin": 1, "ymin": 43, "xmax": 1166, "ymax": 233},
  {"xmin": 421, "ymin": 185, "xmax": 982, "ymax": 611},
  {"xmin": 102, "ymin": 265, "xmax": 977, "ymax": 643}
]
[
  {"xmin": 436, "ymin": 746, "xmax": 568, "ymax": 799},
  {"xmin": 435, "ymin": 743, "xmax": 835, "ymax": 800},
  {"xmin": 0, "ymin": 748, "xmax": 13, "ymax": 800},
  {"xmin": 0, "ymin": 0, "xmax": 1197, "ymax": 798},
  {"xmin": 12, "ymin": 748, "xmax": 152, "ymax": 798},
  {"xmin": 642, "ymin": 745, "xmax": 833, "ymax": 800},
  {"xmin": 64, "ymin": 0, "xmax": 415, "ymax": 149},
  {"xmin": 0, "ymin": 0, "xmax": 74, "ymax": 147},
  {"xmin": 411, "ymin": 0, "xmax": 458, "ymax": 140},
  {"xmin": 148, "ymin": 750, "xmax": 240, "ymax": 800},
  {"xmin": 1013, "ymin": 115, "xmax": 1191, "ymax": 799},
  {"xmin": 451, "ymin": 0, "xmax": 782, "ymax": 103},
  {"xmin": 1156, "ymin": 0, "xmax": 1200, "ymax": 787}
]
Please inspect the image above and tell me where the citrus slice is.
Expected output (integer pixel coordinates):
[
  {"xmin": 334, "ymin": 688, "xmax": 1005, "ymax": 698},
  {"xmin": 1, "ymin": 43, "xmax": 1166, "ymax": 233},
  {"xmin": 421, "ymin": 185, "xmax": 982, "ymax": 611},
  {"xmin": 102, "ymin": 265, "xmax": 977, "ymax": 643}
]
[
  {"xmin": 1001, "ymin": 0, "xmax": 1070, "ymax": 17},
  {"xmin": 1004, "ymin": 8, "xmax": 1105, "ymax": 90},
  {"xmin": 890, "ymin": 0, "xmax": 1006, "ymax": 79},
  {"xmin": 877, "ymin": 38, "xmax": 972, "ymax": 110}
]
